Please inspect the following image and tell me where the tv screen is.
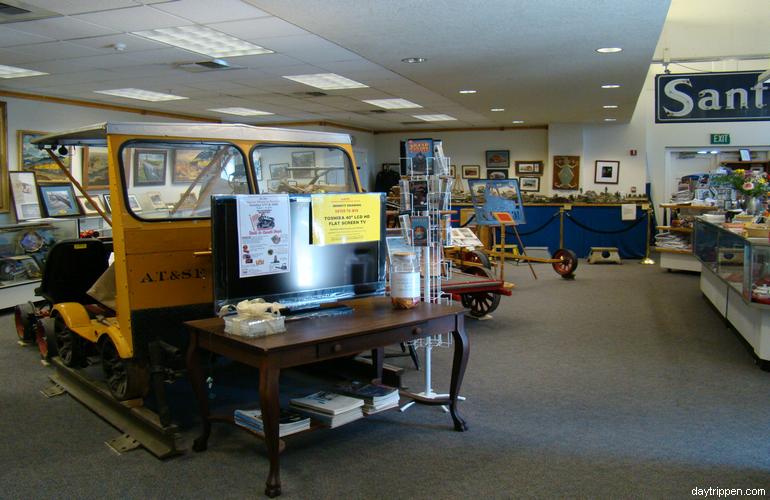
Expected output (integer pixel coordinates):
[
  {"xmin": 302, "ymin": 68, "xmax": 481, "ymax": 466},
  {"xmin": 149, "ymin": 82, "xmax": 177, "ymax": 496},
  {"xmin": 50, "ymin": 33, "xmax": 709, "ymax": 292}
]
[{"xmin": 211, "ymin": 193, "xmax": 386, "ymax": 312}]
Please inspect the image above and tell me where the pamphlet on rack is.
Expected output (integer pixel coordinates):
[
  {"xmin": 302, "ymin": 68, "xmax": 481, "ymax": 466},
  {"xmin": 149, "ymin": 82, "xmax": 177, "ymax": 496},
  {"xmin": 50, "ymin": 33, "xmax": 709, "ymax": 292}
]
[{"xmin": 236, "ymin": 194, "xmax": 291, "ymax": 278}]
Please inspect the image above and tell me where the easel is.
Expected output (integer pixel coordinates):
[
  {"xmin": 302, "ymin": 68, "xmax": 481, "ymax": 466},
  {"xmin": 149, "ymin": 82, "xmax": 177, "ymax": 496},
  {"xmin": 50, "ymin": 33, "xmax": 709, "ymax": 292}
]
[{"xmin": 489, "ymin": 213, "xmax": 537, "ymax": 280}]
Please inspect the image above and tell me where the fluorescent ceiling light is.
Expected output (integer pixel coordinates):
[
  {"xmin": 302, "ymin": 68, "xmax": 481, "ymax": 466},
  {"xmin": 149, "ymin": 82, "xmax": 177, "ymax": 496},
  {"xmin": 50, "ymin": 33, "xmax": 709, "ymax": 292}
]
[
  {"xmin": 282, "ymin": 73, "xmax": 367, "ymax": 90},
  {"xmin": 208, "ymin": 107, "xmax": 273, "ymax": 116},
  {"xmin": 412, "ymin": 114, "xmax": 457, "ymax": 122},
  {"xmin": 362, "ymin": 98, "xmax": 421, "ymax": 109},
  {"xmin": 0, "ymin": 64, "xmax": 47, "ymax": 78},
  {"xmin": 596, "ymin": 47, "xmax": 622, "ymax": 53},
  {"xmin": 402, "ymin": 57, "xmax": 426, "ymax": 63},
  {"xmin": 458, "ymin": 89, "xmax": 477, "ymax": 94},
  {"xmin": 603, "ymin": 118, "xmax": 617, "ymax": 122},
  {"xmin": 490, "ymin": 108, "xmax": 505, "ymax": 112},
  {"xmin": 94, "ymin": 88, "xmax": 187, "ymax": 102},
  {"xmin": 710, "ymin": 150, "xmax": 719, "ymax": 154},
  {"xmin": 601, "ymin": 83, "xmax": 621, "ymax": 89},
  {"xmin": 697, "ymin": 150, "xmax": 708, "ymax": 154},
  {"xmin": 511, "ymin": 120, "xmax": 525, "ymax": 124},
  {"xmin": 603, "ymin": 105, "xmax": 618, "ymax": 109},
  {"xmin": 133, "ymin": 25, "xmax": 273, "ymax": 58}
]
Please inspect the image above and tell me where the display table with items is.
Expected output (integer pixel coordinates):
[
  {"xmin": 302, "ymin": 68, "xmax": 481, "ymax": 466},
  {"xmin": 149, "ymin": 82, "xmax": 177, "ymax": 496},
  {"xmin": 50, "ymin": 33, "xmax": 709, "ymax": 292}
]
[
  {"xmin": 657, "ymin": 204, "xmax": 720, "ymax": 271},
  {"xmin": 185, "ymin": 297, "xmax": 468, "ymax": 497},
  {"xmin": 694, "ymin": 218, "xmax": 770, "ymax": 368}
]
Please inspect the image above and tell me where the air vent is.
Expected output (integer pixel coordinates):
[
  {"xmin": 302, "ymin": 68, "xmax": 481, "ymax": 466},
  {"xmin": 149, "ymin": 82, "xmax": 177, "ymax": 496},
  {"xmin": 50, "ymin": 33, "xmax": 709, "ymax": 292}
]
[
  {"xmin": 0, "ymin": 3, "xmax": 29, "ymax": 15},
  {"xmin": 0, "ymin": 1, "xmax": 59, "ymax": 23},
  {"xmin": 293, "ymin": 91, "xmax": 328, "ymax": 97},
  {"xmin": 176, "ymin": 59, "xmax": 243, "ymax": 73}
]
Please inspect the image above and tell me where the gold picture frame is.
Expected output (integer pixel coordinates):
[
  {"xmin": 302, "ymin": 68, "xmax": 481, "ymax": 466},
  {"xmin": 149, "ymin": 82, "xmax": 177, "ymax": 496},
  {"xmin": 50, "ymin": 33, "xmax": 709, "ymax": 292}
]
[
  {"xmin": 82, "ymin": 146, "xmax": 109, "ymax": 190},
  {"xmin": 17, "ymin": 129, "xmax": 71, "ymax": 184}
]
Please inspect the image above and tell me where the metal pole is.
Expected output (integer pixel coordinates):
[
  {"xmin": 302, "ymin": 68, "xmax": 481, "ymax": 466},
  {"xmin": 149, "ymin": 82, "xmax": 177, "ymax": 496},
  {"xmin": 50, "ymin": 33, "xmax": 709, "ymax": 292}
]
[
  {"xmin": 641, "ymin": 207, "xmax": 655, "ymax": 265},
  {"xmin": 559, "ymin": 207, "xmax": 565, "ymax": 249}
]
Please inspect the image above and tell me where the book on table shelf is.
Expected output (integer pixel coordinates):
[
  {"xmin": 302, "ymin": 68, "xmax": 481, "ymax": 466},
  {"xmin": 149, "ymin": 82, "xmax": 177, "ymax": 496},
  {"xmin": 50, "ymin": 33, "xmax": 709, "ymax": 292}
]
[
  {"xmin": 234, "ymin": 408, "xmax": 310, "ymax": 437},
  {"xmin": 335, "ymin": 381, "xmax": 400, "ymax": 409},
  {"xmin": 289, "ymin": 391, "xmax": 364, "ymax": 415},
  {"xmin": 288, "ymin": 404, "xmax": 363, "ymax": 429}
]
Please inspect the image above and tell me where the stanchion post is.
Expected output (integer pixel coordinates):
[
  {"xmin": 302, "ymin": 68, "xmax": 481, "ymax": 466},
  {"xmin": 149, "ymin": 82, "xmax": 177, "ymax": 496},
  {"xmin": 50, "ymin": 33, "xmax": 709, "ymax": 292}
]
[
  {"xmin": 641, "ymin": 206, "xmax": 655, "ymax": 265},
  {"xmin": 559, "ymin": 206, "xmax": 565, "ymax": 249}
]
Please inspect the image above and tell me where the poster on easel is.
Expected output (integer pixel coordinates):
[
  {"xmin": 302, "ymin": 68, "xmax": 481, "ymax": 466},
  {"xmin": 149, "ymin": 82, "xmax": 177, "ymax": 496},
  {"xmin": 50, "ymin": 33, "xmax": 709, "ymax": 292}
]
[
  {"xmin": 468, "ymin": 179, "xmax": 526, "ymax": 225},
  {"xmin": 236, "ymin": 194, "xmax": 291, "ymax": 278}
]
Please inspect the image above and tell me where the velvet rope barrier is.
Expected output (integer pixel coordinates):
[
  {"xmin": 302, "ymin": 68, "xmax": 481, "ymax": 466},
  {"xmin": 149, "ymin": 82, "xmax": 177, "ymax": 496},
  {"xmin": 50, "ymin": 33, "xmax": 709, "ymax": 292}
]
[{"xmin": 563, "ymin": 211, "xmax": 646, "ymax": 234}]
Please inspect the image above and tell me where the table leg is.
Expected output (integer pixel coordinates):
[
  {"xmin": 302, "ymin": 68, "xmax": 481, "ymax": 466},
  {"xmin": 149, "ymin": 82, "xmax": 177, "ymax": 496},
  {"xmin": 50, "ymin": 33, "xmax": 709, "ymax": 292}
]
[
  {"xmin": 371, "ymin": 346, "xmax": 384, "ymax": 383},
  {"xmin": 449, "ymin": 314, "xmax": 469, "ymax": 432},
  {"xmin": 259, "ymin": 365, "xmax": 282, "ymax": 497},
  {"xmin": 186, "ymin": 334, "xmax": 211, "ymax": 451}
]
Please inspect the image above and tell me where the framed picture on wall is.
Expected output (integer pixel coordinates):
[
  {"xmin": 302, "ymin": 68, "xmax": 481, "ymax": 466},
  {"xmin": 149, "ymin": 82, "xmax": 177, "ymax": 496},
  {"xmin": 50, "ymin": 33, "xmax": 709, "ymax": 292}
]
[
  {"xmin": 77, "ymin": 195, "xmax": 103, "ymax": 216},
  {"xmin": 102, "ymin": 193, "xmax": 112, "ymax": 213},
  {"xmin": 269, "ymin": 163, "xmax": 289, "ymax": 179},
  {"xmin": 18, "ymin": 130, "xmax": 70, "ymax": 184},
  {"xmin": 0, "ymin": 101, "xmax": 8, "ymax": 213},
  {"xmin": 133, "ymin": 149, "xmax": 167, "ymax": 186},
  {"xmin": 82, "ymin": 146, "xmax": 109, "ymax": 190},
  {"xmin": 485, "ymin": 150, "xmax": 509, "ymax": 168},
  {"xmin": 172, "ymin": 148, "xmax": 211, "ymax": 184},
  {"xmin": 450, "ymin": 165, "xmax": 456, "ymax": 178},
  {"xmin": 594, "ymin": 160, "xmax": 620, "ymax": 184},
  {"xmin": 515, "ymin": 161, "xmax": 543, "ymax": 176},
  {"xmin": 462, "ymin": 165, "xmax": 480, "ymax": 179},
  {"xmin": 552, "ymin": 155, "xmax": 580, "ymax": 190},
  {"xmin": 519, "ymin": 176, "xmax": 540, "ymax": 192},
  {"xmin": 39, "ymin": 184, "xmax": 80, "ymax": 217},
  {"xmin": 9, "ymin": 171, "xmax": 42, "ymax": 221},
  {"xmin": 486, "ymin": 168, "xmax": 509, "ymax": 180},
  {"xmin": 291, "ymin": 150, "xmax": 315, "ymax": 178}
]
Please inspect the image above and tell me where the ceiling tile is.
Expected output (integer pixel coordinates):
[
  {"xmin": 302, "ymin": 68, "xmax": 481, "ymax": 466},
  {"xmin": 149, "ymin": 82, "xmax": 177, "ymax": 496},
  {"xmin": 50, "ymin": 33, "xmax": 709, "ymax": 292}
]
[
  {"xmin": 152, "ymin": 0, "xmax": 271, "ymax": 24},
  {"xmin": 66, "ymin": 33, "xmax": 170, "ymax": 53},
  {"xmin": 21, "ymin": 1, "xmax": 146, "ymax": 15},
  {"xmin": 74, "ymin": 5, "xmax": 188, "ymax": 31},
  {"xmin": 115, "ymin": 47, "xmax": 202, "ymax": 64},
  {"xmin": 251, "ymin": 34, "xmax": 362, "ymax": 64},
  {"xmin": 0, "ymin": 26, "xmax": 54, "ymax": 47},
  {"xmin": 8, "ymin": 16, "xmax": 119, "ymax": 40},
  {"xmin": 3, "ymin": 41, "xmax": 103, "ymax": 62},
  {"xmin": 222, "ymin": 53, "xmax": 305, "ymax": 69},
  {"xmin": 207, "ymin": 16, "xmax": 308, "ymax": 40}
]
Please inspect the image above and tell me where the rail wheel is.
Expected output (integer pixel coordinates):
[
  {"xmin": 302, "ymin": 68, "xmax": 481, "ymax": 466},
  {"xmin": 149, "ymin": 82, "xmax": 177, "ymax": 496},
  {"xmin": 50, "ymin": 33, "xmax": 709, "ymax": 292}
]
[
  {"xmin": 552, "ymin": 248, "xmax": 578, "ymax": 279},
  {"xmin": 459, "ymin": 264, "xmax": 502, "ymax": 317},
  {"xmin": 14, "ymin": 302, "xmax": 37, "ymax": 342},
  {"xmin": 460, "ymin": 249, "xmax": 491, "ymax": 272},
  {"xmin": 35, "ymin": 317, "xmax": 57, "ymax": 361},
  {"xmin": 100, "ymin": 338, "xmax": 149, "ymax": 401},
  {"xmin": 54, "ymin": 313, "xmax": 85, "ymax": 367}
]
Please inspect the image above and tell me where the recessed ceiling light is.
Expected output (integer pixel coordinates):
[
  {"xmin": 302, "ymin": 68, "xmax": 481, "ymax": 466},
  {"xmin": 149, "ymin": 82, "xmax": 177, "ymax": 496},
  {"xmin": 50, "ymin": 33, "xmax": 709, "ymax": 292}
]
[
  {"xmin": 208, "ymin": 107, "xmax": 273, "ymax": 116},
  {"xmin": 458, "ymin": 89, "xmax": 477, "ymax": 94},
  {"xmin": 282, "ymin": 73, "xmax": 368, "ymax": 90},
  {"xmin": 94, "ymin": 88, "xmax": 188, "ymax": 102},
  {"xmin": 412, "ymin": 114, "xmax": 457, "ymax": 122},
  {"xmin": 596, "ymin": 47, "xmax": 622, "ymax": 53},
  {"xmin": 401, "ymin": 57, "xmax": 427, "ymax": 64},
  {"xmin": 603, "ymin": 105, "xmax": 618, "ymax": 109},
  {"xmin": 133, "ymin": 26, "xmax": 273, "ymax": 58},
  {"xmin": 603, "ymin": 118, "xmax": 617, "ymax": 122},
  {"xmin": 362, "ymin": 98, "xmax": 422, "ymax": 109},
  {"xmin": 601, "ymin": 84, "xmax": 621, "ymax": 89},
  {"xmin": 511, "ymin": 120, "xmax": 525, "ymax": 124},
  {"xmin": 0, "ymin": 64, "xmax": 47, "ymax": 78},
  {"xmin": 490, "ymin": 108, "xmax": 505, "ymax": 112}
]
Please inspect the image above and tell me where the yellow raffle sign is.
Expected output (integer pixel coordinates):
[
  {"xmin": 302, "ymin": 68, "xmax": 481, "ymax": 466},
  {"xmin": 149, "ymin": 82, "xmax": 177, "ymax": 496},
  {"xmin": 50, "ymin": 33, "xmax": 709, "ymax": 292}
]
[{"xmin": 311, "ymin": 193, "xmax": 381, "ymax": 245}]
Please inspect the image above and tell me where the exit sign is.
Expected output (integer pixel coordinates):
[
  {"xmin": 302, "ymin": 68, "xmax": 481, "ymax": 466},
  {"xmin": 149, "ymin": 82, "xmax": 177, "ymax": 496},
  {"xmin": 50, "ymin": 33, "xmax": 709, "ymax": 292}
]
[{"xmin": 710, "ymin": 133, "xmax": 730, "ymax": 144}]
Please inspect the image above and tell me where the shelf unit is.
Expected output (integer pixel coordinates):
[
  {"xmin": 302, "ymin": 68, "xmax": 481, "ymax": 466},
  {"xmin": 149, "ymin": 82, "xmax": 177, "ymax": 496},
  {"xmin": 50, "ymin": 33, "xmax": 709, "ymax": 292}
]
[{"xmin": 656, "ymin": 203, "xmax": 719, "ymax": 272}]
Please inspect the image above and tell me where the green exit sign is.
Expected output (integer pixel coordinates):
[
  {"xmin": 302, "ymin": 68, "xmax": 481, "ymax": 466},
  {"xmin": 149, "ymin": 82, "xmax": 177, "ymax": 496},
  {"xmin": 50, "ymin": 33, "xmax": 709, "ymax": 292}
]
[{"xmin": 710, "ymin": 133, "xmax": 730, "ymax": 145}]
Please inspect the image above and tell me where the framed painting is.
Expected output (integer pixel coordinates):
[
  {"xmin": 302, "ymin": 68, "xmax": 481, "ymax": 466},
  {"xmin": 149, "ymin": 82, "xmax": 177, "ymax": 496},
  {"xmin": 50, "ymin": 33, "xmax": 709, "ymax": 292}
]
[
  {"xmin": 82, "ymin": 146, "xmax": 109, "ymax": 190},
  {"xmin": 486, "ymin": 168, "xmax": 509, "ymax": 180},
  {"xmin": 449, "ymin": 165, "xmax": 456, "ymax": 178},
  {"xmin": 269, "ymin": 163, "xmax": 289, "ymax": 180},
  {"xmin": 462, "ymin": 165, "xmax": 480, "ymax": 179},
  {"xmin": 127, "ymin": 194, "xmax": 143, "ymax": 212},
  {"xmin": 485, "ymin": 150, "xmax": 510, "ymax": 168},
  {"xmin": 133, "ymin": 149, "xmax": 167, "ymax": 186},
  {"xmin": 515, "ymin": 161, "xmax": 543, "ymax": 176},
  {"xmin": 39, "ymin": 184, "xmax": 80, "ymax": 217},
  {"xmin": 9, "ymin": 171, "xmax": 42, "ymax": 221},
  {"xmin": 552, "ymin": 155, "xmax": 580, "ymax": 190},
  {"xmin": 0, "ymin": 101, "xmax": 7, "ymax": 212},
  {"xmin": 519, "ymin": 176, "xmax": 540, "ymax": 192},
  {"xmin": 77, "ymin": 195, "xmax": 103, "ymax": 216},
  {"xmin": 595, "ymin": 160, "xmax": 620, "ymax": 184},
  {"xmin": 18, "ymin": 130, "xmax": 70, "ymax": 184},
  {"xmin": 173, "ymin": 148, "xmax": 212, "ymax": 184},
  {"xmin": 102, "ymin": 193, "xmax": 112, "ymax": 213},
  {"xmin": 291, "ymin": 151, "xmax": 315, "ymax": 178}
]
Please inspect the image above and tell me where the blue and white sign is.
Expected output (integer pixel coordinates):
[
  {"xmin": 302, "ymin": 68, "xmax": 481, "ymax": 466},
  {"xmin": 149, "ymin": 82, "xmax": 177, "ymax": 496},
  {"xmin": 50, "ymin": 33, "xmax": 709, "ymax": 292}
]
[{"xmin": 655, "ymin": 71, "xmax": 770, "ymax": 123}]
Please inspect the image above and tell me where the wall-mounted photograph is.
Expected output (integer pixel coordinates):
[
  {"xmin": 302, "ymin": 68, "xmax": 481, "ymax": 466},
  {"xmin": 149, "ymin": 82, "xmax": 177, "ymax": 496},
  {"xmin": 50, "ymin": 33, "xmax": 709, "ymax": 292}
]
[
  {"xmin": 9, "ymin": 171, "xmax": 41, "ymax": 221},
  {"xmin": 39, "ymin": 183, "xmax": 80, "ymax": 217},
  {"xmin": 594, "ymin": 160, "xmax": 619, "ymax": 184},
  {"xmin": 485, "ymin": 150, "xmax": 510, "ymax": 168},
  {"xmin": 292, "ymin": 150, "xmax": 315, "ymax": 178},
  {"xmin": 519, "ymin": 176, "xmax": 541, "ymax": 192},
  {"xmin": 18, "ymin": 130, "xmax": 70, "ymax": 184},
  {"xmin": 553, "ymin": 155, "xmax": 580, "ymax": 190},
  {"xmin": 515, "ymin": 161, "xmax": 544, "ymax": 176},
  {"xmin": 133, "ymin": 149, "xmax": 167, "ymax": 186},
  {"xmin": 486, "ymin": 168, "xmax": 509, "ymax": 180},
  {"xmin": 173, "ymin": 148, "xmax": 212, "ymax": 184},
  {"xmin": 462, "ymin": 165, "xmax": 481, "ymax": 179},
  {"xmin": 82, "ymin": 146, "xmax": 109, "ymax": 190}
]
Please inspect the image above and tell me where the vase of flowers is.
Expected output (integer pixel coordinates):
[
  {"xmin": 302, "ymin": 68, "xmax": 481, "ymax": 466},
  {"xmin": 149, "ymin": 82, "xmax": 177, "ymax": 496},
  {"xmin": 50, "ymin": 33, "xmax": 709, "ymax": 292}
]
[{"xmin": 713, "ymin": 169, "xmax": 770, "ymax": 215}]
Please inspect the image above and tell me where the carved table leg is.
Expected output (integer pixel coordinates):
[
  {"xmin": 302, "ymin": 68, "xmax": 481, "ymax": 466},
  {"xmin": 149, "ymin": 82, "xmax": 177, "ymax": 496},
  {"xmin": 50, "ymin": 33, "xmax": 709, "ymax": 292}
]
[
  {"xmin": 449, "ymin": 314, "xmax": 469, "ymax": 432},
  {"xmin": 371, "ymin": 346, "xmax": 384, "ymax": 383},
  {"xmin": 186, "ymin": 333, "xmax": 211, "ymax": 451},
  {"xmin": 259, "ymin": 364, "xmax": 282, "ymax": 497}
]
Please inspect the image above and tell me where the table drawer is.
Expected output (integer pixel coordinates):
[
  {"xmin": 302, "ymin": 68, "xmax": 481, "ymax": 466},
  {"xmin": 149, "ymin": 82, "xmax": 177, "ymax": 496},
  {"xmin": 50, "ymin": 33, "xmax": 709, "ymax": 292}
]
[{"xmin": 316, "ymin": 322, "xmax": 431, "ymax": 359}]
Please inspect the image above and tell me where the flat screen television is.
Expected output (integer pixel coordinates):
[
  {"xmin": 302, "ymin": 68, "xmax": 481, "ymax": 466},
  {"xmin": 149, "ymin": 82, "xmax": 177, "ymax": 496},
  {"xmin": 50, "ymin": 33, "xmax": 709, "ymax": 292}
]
[{"xmin": 211, "ymin": 193, "xmax": 386, "ymax": 312}]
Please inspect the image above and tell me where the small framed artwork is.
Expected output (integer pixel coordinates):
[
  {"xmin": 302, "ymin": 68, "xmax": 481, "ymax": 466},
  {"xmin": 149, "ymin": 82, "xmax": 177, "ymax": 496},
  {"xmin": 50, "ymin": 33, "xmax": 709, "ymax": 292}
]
[
  {"xmin": 515, "ymin": 161, "xmax": 543, "ymax": 176},
  {"xmin": 594, "ymin": 160, "xmax": 620, "ymax": 184},
  {"xmin": 146, "ymin": 191, "xmax": 165, "ymax": 209},
  {"xmin": 553, "ymin": 155, "xmax": 580, "ymax": 190},
  {"xmin": 486, "ymin": 150, "xmax": 510, "ymax": 168},
  {"xmin": 102, "ymin": 193, "xmax": 112, "ymax": 213},
  {"xmin": 519, "ymin": 176, "xmax": 540, "ymax": 192},
  {"xmin": 172, "ymin": 148, "xmax": 210, "ymax": 184},
  {"xmin": 291, "ymin": 150, "xmax": 315, "ymax": 178},
  {"xmin": 127, "ymin": 194, "xmax": 142, "ymax": 212},
  {"xmin": 450, "ymin": 165, "xmax": 456, "ymax": 178},
  {"xmin": 269, "ymin": 163, "xmax": 289, "ymax": 179},
  {"xmin": 133, "ymin": 149, "xmax": 167, "ymax": 186},
  {"xmin": 18, "ymin": 130, "xmax": 71, "ymax": 184},
  {"xmin": 9, "ymin": 171, "xmax": 42, "ymax": 221},
  {"xmin": 739, "ymin": 149, "xmax": 751, "ymax": 161},
  {"xmin": 39, "ymin": 184, "xmax": 80, "ymax": 217},
  {"xmin": 486, "ymin": 168, "xmax": 509, "ymax": 180},
  {"xmin": 462, "ymin": 165, "xmax": 480, "ymax": 179},
  {"xmin": 77, "ymin": 195, "xmax": 103, "ymax": 215},
  {"xmin": 82, "ymin": 146, "xmax": 109, "ymax": 190}
]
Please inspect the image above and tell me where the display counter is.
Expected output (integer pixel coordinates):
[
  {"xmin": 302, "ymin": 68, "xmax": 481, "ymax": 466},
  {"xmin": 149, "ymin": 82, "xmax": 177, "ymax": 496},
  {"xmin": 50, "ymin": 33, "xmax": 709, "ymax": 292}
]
[
  {"xmin": 694, "ymin": 219, "xmax": 770, "ymax": 367},
  {"xmin": 453, "ymin": 202, "xmax": 649, "ymax": 258}
]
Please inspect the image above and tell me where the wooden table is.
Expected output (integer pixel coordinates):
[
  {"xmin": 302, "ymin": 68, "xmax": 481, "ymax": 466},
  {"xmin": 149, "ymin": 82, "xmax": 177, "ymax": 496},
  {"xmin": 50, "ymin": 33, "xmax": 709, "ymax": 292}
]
[{"xmin": 185, "ymin": 297, "xmax": 469, "ymax": 497}]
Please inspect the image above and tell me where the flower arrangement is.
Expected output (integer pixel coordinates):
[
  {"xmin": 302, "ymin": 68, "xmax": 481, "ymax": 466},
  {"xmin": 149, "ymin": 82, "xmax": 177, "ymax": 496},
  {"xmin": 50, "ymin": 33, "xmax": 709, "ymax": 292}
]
[{"xmin": 712, "ymin": 168, "xmax": 770, "ymax": 197}]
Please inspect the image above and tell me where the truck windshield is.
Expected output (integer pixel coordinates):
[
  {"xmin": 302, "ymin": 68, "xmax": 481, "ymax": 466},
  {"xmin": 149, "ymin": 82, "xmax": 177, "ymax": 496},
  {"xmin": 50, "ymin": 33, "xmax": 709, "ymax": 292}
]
[
  {"xmin": 120, "ymin": 142, "xmax": 248, "ymax": 220},
  {"xmin": 251, "ymin": 145, "xmax": 356, "ymax": 194}
]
